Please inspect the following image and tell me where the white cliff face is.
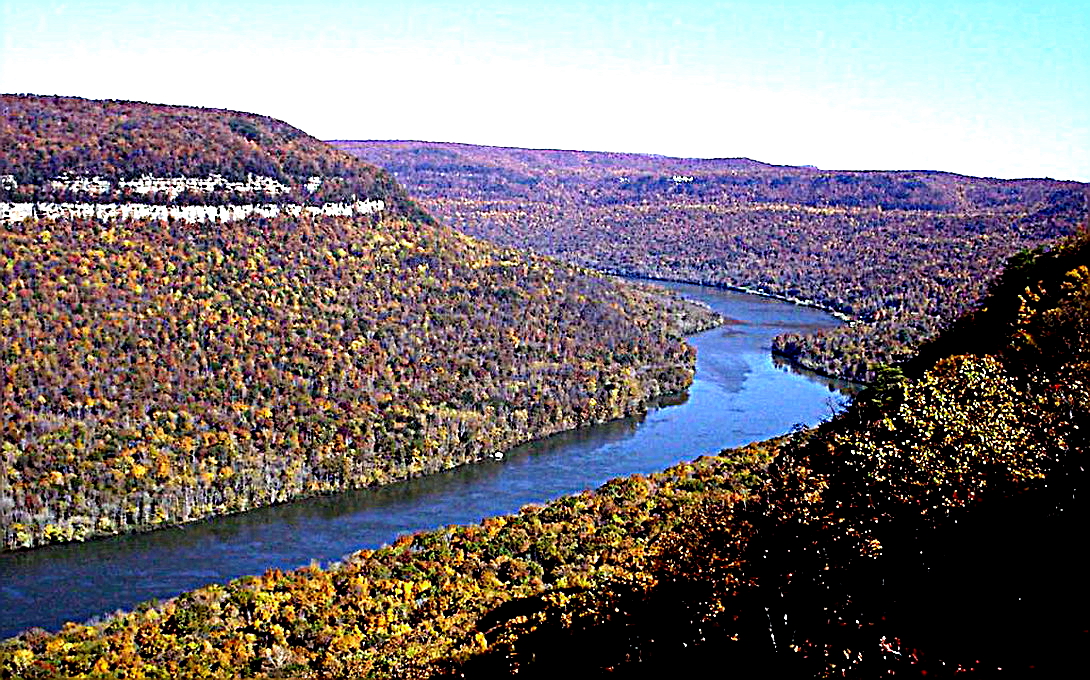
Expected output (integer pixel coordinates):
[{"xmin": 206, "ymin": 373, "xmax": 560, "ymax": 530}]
[
  {"xmin": 117, "ymin": 174, "xmax": 293, "ymax": 197},
  {"xmin": 43, "ymin": 173, "xmax": 294, "ymax": 198},
  {"xmin": 2, "ymin": 173, "xmax": 386, "ymax": 223},
  {"xmin": 0, "ymin": 199, "xmax": 385, "ymax": 224},
  {"xmin": 49, "ymin": 175, "xmax": 113, "ymax": 194}
]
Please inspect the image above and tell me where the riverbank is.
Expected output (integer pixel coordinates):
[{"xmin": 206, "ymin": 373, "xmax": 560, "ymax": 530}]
[
  {"xmin": 2, "ymin": 210, "xmax": 724, "ymax": 554},
  {"xmin": 0, "ymin": 283, "xmax": 846, "ymax": 639},
  {"xmin": 610, "ymin": 271, "xmax": 868, "ymax": 386},
  {"xmin": 610, "ymin": 271, "xmax": 855, "ymax": 322}
]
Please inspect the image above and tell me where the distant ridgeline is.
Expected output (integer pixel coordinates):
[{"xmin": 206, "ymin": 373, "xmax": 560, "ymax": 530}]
[
  {"xmin": 336, "ymin": 140, "xmax": 1090, "ymax": 382},
  {"xmin": 0, "ymin": 94, "xmax": 427, "ymax": 220},
  {"xmin": 0, "ymin": 95, "xmax": 719, "ymax": 551}
]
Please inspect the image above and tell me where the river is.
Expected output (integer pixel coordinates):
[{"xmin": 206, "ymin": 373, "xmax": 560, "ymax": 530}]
[{"xmin": 0, "ymin": 282, "xmax": 856, "ymax": 638}]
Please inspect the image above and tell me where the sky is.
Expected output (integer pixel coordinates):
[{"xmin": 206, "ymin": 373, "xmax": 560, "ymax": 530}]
[{"xmin": 1, "ymin": 0, "xmax": 1087, "ymax": 181}]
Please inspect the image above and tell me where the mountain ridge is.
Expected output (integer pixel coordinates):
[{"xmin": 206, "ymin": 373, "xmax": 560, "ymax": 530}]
[{"xmin": 0, "ymin": 94, "xmax": 425, "ymax": 218}]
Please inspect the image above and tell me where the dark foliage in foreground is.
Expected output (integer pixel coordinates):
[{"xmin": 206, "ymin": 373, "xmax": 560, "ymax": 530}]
[{"xmin": 444, "ymin": 227, "xmax": 1090, "ymax": 678}]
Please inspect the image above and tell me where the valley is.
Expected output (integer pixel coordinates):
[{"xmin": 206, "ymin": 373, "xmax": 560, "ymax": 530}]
[
  {"xmin": 0, "ymin": 96, "xmax": 717, "ymax": 552},
  {"xmin": 0, "ymin": 282, "xmax": 849, "ymax": 639},
  {"xmin": 0, "ymin": 94, "xmax": 1087, "ymax": 678},
  {"xmin": 335, "ymin": 140, "xmax": 1090, "ymax": 381}
]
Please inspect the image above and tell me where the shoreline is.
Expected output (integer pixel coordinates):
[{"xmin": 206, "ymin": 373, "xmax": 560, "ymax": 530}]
[
  {"xmin": 605, "ymin": 270, "xmax": 856, "ymax": 323},
  {"xmin": 0, "ymin": 282, "xmax": 848, "ymax": 641},
  {"xmin": 608, "ymin": 270, "xmax": 869, "ymax": 386},
  {"xmin": 0, "ymin": 376, "xmax": 688, "ymax": 556}
]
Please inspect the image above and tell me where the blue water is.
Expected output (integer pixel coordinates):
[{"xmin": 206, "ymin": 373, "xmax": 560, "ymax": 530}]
[{"xmin": 0, "ymin": 282, "xmax": 852, "ymax": 638}]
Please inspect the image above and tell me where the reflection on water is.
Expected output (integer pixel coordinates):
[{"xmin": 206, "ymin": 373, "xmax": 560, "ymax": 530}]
[
  {"xmin": 771, "ymin": 355, "xmax": 864, "ymax": 398},
  {"xmin": 0, "ymin": 282, "xmax": 850, "ymax": 638}
]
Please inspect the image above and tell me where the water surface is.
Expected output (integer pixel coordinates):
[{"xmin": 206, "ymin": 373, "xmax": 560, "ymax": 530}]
[{"xmin": 0, "ymin": 282, "xmax": 852, "ymax": 638}]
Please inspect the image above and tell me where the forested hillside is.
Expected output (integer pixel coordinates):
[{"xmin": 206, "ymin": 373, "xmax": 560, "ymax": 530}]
[
  {"xmin": 336, "ymin": 140, "xmax": 1090, "ymax": 381},
  {"xmin": 0, "ymin": 98, "xmax": 719, "ymax": 551},
  {"xmin": 4, "ymin": 228, "xmax": 1085, "ymax": 677}
]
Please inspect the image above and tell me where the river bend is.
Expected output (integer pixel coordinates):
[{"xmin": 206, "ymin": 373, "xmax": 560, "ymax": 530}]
[{"xmin": 0, "ymin": 282, "xmax": 854, "ymax": 638}]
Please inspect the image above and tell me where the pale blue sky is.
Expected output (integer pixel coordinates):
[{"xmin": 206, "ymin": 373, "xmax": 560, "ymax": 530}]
[{"xmin": 2, "ymin": 1, "xmax": 1087, "ymax": 180}]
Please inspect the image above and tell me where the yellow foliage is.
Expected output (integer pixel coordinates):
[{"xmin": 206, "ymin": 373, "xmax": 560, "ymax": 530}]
[{"xmin": 93, "ymin": 656, "xmax": 111, "ymax": 674}]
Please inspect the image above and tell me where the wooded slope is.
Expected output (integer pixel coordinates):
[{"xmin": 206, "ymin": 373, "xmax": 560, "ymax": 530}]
[{"xmin": 0, "ymin": 98, "xmax": 717, "ymax": 551}]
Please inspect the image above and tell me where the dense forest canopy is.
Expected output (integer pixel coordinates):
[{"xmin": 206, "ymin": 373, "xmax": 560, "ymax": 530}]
[
  {"xmin": 336, "ymin": 140, "xmax": 1090, "ymax": 381},
  {"xmin": 4, "ymin": 227, "xmax": 1086, "ymax": 677},
  {"xmin": 0, "ymin": 97, "xmax": 719, "ymax": 552}
]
